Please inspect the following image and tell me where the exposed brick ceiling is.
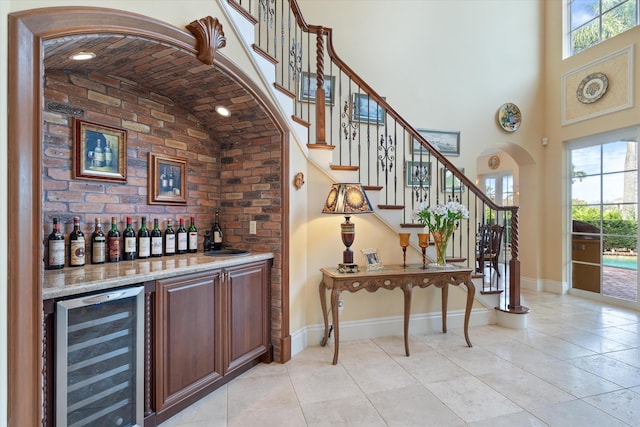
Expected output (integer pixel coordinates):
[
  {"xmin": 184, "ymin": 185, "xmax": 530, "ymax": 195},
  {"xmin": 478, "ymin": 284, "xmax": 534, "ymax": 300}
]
[{"xmin": 43, "ymin": 34, "xmax": 278, "ymax": 142}]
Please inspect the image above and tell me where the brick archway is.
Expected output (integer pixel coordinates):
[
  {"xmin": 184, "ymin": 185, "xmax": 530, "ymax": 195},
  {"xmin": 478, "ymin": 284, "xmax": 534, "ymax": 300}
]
[{"xmin": 8, "ymin": 7, "xmax": 290, "ymax": 425}]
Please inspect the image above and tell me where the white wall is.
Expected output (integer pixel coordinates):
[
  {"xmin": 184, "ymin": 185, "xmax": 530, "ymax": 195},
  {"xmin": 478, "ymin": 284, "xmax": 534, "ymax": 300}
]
[{"xmin": 298, "ymin": 0, "xmax": 546, "ymax": 282}]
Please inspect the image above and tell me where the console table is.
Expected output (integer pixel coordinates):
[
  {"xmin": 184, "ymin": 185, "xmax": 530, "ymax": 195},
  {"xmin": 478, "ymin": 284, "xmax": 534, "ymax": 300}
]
[{"xmin": 319, "ymin": 264, "xmax": 475, "ymax": 364}]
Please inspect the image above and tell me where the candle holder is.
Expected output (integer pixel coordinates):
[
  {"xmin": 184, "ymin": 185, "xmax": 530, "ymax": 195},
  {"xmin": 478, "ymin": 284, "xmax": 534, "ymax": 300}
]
[
  {"xmin": 417, "ymin": 232, "xmax": 429, "ymax": 269},
  {"xmin": 399, "ymin": 233, "xmax": 410, "ymax": 267}
]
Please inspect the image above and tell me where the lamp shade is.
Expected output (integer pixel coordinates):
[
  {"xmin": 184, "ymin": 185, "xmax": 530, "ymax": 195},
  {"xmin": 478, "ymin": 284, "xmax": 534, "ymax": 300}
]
[{"xmin": 321, "ymin": 183, "xmax": 373, "ymax": 215}]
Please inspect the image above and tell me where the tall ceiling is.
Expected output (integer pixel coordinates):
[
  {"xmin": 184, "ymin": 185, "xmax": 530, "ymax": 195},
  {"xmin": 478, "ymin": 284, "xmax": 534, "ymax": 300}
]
[{"xmin": 43, "ymin": 34, "xmax": 278, "ymax": 143}]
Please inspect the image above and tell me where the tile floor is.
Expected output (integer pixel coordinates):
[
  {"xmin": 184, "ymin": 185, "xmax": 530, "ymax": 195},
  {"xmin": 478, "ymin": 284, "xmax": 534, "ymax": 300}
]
[{"xmin": 161, "ymin": 290, "xmax": 640, "ymax": 426}]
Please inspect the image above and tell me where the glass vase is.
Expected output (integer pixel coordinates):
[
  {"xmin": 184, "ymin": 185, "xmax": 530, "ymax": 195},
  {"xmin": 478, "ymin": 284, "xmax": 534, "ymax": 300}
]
[{"xmin": 431, "ymin": 230, "xmax": 450, "ymax": 266}]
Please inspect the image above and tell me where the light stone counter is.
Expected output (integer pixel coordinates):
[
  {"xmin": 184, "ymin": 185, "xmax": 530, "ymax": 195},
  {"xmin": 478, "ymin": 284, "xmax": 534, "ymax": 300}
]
[{"xmin": 43, "ymin": 252, "xmax": 274, "ymax": 300}]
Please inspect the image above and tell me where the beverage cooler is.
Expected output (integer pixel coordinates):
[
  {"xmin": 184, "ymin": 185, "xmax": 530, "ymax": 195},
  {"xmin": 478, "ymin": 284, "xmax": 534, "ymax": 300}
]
[{"xmin": 56, "ymin": 286, "xmax": 144, "ymax": 427}]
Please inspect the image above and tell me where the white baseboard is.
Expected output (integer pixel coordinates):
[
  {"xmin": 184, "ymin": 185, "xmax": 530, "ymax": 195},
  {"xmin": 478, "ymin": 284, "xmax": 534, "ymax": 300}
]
[
  {"xmin": 521, "ymin": 275, "xmax": 542, "ymax": 291},
  {"xmin": 291, "ymin": 308, "xmax": 493, "ymax": 357},
  {"xmin": 521, "ymin": 275, "xmax": 568, "ymax": 295},
  {"xmin": 543, "ymin": 279, "xmax": 568, "ymax": 294}
]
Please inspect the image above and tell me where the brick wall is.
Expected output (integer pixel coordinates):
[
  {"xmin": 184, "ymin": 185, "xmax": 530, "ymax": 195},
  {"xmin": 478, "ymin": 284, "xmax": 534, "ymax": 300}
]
[
  {"xmin": 42, "ymin": 68, "xmax": 285, "ymax": 360},
  {"xmin": 43, "ymin": 69, "xmax": 220, "ymax": 256}
]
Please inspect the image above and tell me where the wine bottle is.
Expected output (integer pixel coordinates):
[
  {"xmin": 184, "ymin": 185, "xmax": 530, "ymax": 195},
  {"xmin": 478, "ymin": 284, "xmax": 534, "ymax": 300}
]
[
  {"xmin": 160, "ymin": 166, "xmax": 168, "ymax": 192},
  {"xmin": 107, "ymin": 216, "xmax": 121, "ymax": 262},
  {"xmin": 164, "ymin": 218, "xmax": 176, "ymax": 256},
  {"xmin": 91, "ymin": 217, "xmax": 106, "ymax": 264},
  {"xmin": 188, "ymin": 216, "xmax": 198, "ymax": 253},
  {"xmin": 104, "ymin": 141, "xmax": 113, "ymax": 167},
  {"xmin": 94, "ymin": 138, "xmax": 105, "ymax": 167},
  {"xmin": 123, "ymin": 216, "xmax": 136, "ymax": 260},
  {"xmin": 137, "ymin": 217, "xmax": 150, "ymax": 259},
  {"xmin": 69, "ymin": 216, "xmax": 85, "ymax": 267},
  {"xmin": 47, "ymin": 217, "xmax": 65, "ymax": 269},
  {"xmin": 167, "ymin": 167, "xmax": 174, "ymax": 190},
  {"xmin": 212, "ymin": 209, "xmax": 223, "ymax": 250},
  {"xmin": 151, "ymin": 218, "xmax": 163, "ymax": 257},
  {"xmin": 177, "ymin": 218, "xmax": 188, "ymax": 254}
]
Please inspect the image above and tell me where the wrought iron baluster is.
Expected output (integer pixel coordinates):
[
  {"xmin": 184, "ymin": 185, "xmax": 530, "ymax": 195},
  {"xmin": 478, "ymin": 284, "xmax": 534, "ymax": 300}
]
[
  {"xmin": 289, "ymin": 38, "xmax": 302, "ymax": 81},
  {"xmin": 341, "ymin": 99, "xmax": 357, "ymax": 142}
]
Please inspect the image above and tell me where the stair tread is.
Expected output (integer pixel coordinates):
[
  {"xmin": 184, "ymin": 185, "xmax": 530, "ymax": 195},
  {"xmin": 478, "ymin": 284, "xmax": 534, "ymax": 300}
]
[
  {"xmin": 292, "ymin": 115, "xmax": 310, "ymax": 128},
  {"xmin": 330, "ymin": 165, "xmax": 359, "ymax": 171},
  {"xmin": 480, "ymin": 289, "xmax": 504, "ymax": 295}
]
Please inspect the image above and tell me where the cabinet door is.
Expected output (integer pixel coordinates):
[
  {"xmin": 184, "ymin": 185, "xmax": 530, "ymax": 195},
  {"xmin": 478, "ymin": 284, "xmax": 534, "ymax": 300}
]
[
  {"xmin": 155, "ymin": 270, "xmax": 222, "ymax": 414},
  {"xmin": 224, "ymin": 260, "xmax": 271, "ymax": 373}
]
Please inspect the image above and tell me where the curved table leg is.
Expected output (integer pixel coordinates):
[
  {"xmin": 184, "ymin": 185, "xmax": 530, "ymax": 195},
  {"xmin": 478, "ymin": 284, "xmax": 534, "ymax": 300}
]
[
  {"xmin": 463, "ymin": 279, "xmax": 475, "ymax": 347},
  {"xmin": 330, "ymin": 288, "xmax": 341, "ymax": 365},
  {"xmin": 402, "ymin": 284, "xmax": 412, "ymax": 357},
  {"xmin": 441, "ymin": 284, "xmax": 448, "ymax": 333},
  {"xmin": 319, "ymin": 280, "xmax": 329, "ymax": 347}
]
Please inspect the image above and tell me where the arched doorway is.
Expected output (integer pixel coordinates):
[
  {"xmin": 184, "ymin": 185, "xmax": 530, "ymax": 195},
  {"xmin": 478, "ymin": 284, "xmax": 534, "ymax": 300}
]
[{"xmin": 476, "ymin": 143, "xmax": 537, "ymax": 289}]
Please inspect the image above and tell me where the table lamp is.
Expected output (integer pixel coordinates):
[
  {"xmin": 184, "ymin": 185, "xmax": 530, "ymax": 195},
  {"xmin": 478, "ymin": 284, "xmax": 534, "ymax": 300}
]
[{"xmin": 322, "ymin": 183, "xmax": 373, "ymax": 273}]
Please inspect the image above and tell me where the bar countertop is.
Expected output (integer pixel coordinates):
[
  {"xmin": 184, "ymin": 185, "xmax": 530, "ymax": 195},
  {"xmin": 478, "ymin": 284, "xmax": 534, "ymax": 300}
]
[{"xmin": 43, "ymin": 251, "xmax": 274, "ymax": 300}]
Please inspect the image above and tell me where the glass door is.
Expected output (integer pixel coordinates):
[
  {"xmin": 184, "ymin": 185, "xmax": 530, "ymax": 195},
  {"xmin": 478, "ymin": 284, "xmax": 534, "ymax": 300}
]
[
  {"xmin": 569, "ymin": 128, "xmax": 638, "ymax": 305},
  {"xmin": 481, "ymin": 172, "xmax": 514, "ymax": 244}
]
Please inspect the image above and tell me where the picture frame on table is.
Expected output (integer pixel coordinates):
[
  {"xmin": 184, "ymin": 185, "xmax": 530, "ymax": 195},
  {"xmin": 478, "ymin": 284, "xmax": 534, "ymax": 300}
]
[
  {"xmin": 441, "ymin": 167, "xmax": 465, "ymax": 193},
  {"xmin": 299, "ymin": 71, "xmax": 336, "ymax": 106},
  {"xmin": 148, "ymin": 153, "xmax": 187, "ymax": 205},
  {"xmin": 362, "ymin": 248, "xmax": 382, "ymax": 271},
  {"xmin": 405, "ymin": 161, "xmax": 431, "ymax": 187},
  {"xmin": 412, "ymin": 129, "xmax": 460, "ymax": 157},
  {"xmin": 352, "ymin": 93, "xmax": 386, "ymax": 125},
  {"xmin": 74, "ymin": 118, "xmax": 127, "ymax": 182}
]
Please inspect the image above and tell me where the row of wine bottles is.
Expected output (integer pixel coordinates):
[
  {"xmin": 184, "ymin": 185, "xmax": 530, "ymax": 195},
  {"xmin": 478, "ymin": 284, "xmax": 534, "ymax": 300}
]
[{"xmin": 47, "ymin": 215, "xmax": 198, "ymax": 270}]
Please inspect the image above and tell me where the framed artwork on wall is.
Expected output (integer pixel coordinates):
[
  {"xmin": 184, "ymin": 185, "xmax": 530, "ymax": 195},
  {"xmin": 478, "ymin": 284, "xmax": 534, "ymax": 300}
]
[
  {"xmin": 74, "ymin": 119, "xmax": 127, "ymax": 182},
  {"xmin": 352, "ymin": 93, "xmax": 385, "ymax": 125},
  {"xmin": 405, "ymin": 161, "xmax": 431, "ymax": 187},
  {"xmin": 299, "ymin": 72, "xmax": 336, "ymax": 106},
  {"xmin": 148, "ymin": 153, "xmax": 187, "ymax": 205},
  {"xmin": 412, "ymin": 129, "xmax": 460, "ymax": 157},
  {"xmin": 441, "ymin": 167, "xmax": 465, "ymax": 193}
]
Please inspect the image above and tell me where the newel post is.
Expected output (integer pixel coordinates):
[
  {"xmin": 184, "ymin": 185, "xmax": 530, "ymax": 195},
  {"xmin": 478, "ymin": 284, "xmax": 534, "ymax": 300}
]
[
  {"xmin": 314, "ymin": 27, "xmax": 326, "ymax": 145},
  {"xmin": 507, "ymin": 208, "xmax": 529, "ymax": 313}
]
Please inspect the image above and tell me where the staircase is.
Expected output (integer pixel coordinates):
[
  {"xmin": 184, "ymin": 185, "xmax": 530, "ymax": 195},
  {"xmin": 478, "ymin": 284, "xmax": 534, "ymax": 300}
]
[{"xmin": 219, "ymin": 0, "xmax": 528, "ymax": 316}]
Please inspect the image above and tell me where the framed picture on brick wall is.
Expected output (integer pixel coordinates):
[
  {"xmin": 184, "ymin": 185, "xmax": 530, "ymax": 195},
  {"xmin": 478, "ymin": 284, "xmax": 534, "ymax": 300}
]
[
  {"xmin": 148, "ymin": 153, "xmax": 187, "ymax": 205},
  {"xmin": 74, "ymin": 119, "xmax": 127, "ymax": 182}
]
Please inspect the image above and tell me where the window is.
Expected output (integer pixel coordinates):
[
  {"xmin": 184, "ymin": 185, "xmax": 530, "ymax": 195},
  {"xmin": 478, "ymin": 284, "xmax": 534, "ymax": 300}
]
[
  {"xmin": 568, "ymin": 0, "xmax": 638, "ymax": 56},
  {"xmin": 481, "ymin": 173, "xmax": 514, "ymax": 207},
  {"xmin": 568, "ymin": 128, "xmax": 639, "ymax": 304}
]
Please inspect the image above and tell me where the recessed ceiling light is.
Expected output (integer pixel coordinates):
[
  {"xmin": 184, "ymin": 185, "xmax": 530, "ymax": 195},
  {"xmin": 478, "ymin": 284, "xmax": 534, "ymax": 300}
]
[
  {"xmin": 215, "ymin": 106, "xmax": 231, "ymax": 117},
  {"xmin": 70, "ymin": 51, "xmax": 96, "ymax": 61}
]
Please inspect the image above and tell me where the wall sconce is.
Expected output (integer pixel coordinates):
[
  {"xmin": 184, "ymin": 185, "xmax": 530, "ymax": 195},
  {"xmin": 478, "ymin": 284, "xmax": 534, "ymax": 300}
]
[{"xmin": 322, "ymin": 183, "xmax": 373, "ymax": 273}]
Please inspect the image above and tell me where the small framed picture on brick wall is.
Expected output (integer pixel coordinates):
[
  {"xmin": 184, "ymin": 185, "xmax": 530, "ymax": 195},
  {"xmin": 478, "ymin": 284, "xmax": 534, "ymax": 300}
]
[
  {"xmin": 148, "ymin": 153, "xmax": 187, "ymax": 205},
  {"xmin": 74, "ymin": 118, "xmax": 127, "ymax": 182}
]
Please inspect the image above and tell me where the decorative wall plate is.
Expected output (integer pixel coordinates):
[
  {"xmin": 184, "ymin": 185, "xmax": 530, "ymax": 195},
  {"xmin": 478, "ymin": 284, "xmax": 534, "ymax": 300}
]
[
  {"xmin": 497, "ymin": 102, "xmax": 521, "ymax": 132},
  {"xmin": 576, "ymin": 72, "xmax": 608, "ymax": 104}
]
